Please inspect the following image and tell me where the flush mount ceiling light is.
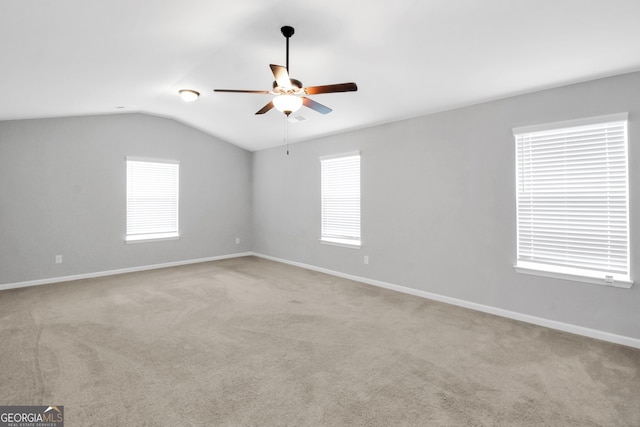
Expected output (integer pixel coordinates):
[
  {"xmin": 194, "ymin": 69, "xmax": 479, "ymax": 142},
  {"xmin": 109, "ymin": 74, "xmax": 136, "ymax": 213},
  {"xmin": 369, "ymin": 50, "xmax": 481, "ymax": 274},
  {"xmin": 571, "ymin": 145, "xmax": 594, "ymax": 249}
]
[
  {"xmin": 214, "ymin": 26, "xmax": 357, "ymax": 116},
  {"xmin": 179, "ymin": 89, "xmax": 200, "ymax": 102}
]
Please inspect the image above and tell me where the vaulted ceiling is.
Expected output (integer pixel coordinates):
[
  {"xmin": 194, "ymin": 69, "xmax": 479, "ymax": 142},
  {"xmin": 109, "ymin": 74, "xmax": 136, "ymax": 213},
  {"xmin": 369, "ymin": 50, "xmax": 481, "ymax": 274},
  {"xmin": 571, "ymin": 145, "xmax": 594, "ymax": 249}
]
[{"xmin": 2, "ymin": 0, "xmax": 640, "ymax": 151}]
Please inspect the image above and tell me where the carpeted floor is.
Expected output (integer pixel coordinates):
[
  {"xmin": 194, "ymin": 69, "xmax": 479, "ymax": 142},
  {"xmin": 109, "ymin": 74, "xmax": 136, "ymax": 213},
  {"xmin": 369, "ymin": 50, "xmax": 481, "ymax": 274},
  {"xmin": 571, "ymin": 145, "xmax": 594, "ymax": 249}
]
[{"xmin": 1, "ymin": 256, "xmax": 639, "ymax": 426}]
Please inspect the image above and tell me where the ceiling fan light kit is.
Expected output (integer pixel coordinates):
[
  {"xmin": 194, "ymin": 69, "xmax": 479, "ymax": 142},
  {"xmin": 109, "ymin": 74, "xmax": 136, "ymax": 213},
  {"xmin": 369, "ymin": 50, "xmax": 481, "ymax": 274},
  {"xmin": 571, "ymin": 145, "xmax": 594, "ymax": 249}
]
[
  {"xmin": 179, "ymin": 89, "xmax": 200, "ymax": 102},
  {"xmin": 214, "ymin": 26, "xmax": 358, "ymax": 116},
  {"xmin": 272, "ymin": 94, "xmax": 303, "ymax": 115}
]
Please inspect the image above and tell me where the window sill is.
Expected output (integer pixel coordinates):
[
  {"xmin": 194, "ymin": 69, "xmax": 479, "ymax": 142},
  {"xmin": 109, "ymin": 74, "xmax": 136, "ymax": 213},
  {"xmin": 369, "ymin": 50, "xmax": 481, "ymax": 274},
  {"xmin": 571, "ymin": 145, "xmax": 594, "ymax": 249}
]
[
  {"xmin": 514, "ymin": 264, "xmax": 632, "ymax": 289},
  {"xmin": 320, "ymin": 237, "xmax": 361, "ymax": 249},
  {"xmin": 126, "ymin": 233, "xmax": 180, "ymax": 244}
]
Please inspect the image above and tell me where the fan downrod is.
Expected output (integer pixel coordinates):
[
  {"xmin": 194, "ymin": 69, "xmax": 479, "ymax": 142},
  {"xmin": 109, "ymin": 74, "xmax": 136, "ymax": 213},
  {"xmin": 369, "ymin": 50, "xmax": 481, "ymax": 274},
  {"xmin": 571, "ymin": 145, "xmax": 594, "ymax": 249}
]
[{"xmin": 280, "ymin": 26, "xmax": 295, "ymax": 76}]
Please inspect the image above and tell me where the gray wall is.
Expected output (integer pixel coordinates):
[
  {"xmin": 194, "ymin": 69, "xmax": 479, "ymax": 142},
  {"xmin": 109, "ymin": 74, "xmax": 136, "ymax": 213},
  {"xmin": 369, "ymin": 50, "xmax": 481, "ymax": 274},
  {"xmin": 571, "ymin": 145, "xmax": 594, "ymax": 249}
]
[
  {"xmin": 253, "ymin": 71, "xmax": 640, "ymax": 340},
  {"xmin": 0, "ymin": 113, "xmax": 252, "ymax": 284}
]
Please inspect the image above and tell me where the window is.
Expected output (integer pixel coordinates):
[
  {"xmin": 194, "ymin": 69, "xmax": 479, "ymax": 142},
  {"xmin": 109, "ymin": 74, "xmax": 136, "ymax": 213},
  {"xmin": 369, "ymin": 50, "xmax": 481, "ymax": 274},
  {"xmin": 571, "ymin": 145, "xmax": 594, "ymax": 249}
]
[
  {"xmin": 320, "ymin": 153, "xmax": 361, "ymax": 247},
  {"xmin": 126, "ymin": 158, "xmax": 179, "ymax": 243},
  {"xmin": 514, "ymin": 113, "xmax": 631, "ymax": 287}
]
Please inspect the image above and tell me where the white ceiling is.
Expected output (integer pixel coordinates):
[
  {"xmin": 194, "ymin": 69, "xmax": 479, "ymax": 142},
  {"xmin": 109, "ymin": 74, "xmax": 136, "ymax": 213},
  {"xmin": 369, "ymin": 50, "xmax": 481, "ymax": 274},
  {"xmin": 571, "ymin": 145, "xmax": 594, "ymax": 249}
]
[{"xmin": 2, "ymin": 0, "xmax": 640, "ymax": 151}]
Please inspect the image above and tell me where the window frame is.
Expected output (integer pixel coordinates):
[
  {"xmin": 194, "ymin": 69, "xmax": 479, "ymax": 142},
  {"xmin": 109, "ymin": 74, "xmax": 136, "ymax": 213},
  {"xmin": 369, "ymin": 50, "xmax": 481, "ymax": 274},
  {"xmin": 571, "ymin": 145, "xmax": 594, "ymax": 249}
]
[
  {"xmin": 125, "ymin": 157, "xmax": 180, "ymax": 244},
  {"xmin": 320, "ymin": 152, "xmax": 362, "ymax": 248},
  {"xmin": 513, "ymin": 113, "xmax": 632, "ymax": 288}
]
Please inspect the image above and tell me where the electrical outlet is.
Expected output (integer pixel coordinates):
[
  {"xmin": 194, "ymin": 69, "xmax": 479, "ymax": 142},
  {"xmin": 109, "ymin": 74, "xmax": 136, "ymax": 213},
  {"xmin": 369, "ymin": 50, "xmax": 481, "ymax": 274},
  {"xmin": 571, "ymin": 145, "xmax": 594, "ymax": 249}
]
[
  {"xmin": 364, "ymin": 255, "xmax": 369, "ymax": 265},
  {"xmin": 55, "ymin": 255, "xmax": 63, "ymax": 264},
  {"xmin": 235, "ymin": 237, "xmax": 240, "ymax": 245}
]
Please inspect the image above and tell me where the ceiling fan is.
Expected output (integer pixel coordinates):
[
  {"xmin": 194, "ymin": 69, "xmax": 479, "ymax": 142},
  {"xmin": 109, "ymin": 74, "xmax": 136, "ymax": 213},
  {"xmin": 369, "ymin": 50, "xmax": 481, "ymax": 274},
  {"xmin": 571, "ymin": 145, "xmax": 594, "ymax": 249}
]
[{"xmin": 214, "ymin": 26, "xmax": 358, "ymax": 116}]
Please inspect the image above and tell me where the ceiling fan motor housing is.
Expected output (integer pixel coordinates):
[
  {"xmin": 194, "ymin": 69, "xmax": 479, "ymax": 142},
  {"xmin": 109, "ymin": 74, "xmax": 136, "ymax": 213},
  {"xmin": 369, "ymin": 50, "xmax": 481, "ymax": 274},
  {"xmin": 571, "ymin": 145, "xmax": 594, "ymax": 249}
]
[{"xmin": 273, "ymin": 78, "xmax": 303, "ymax": 93}]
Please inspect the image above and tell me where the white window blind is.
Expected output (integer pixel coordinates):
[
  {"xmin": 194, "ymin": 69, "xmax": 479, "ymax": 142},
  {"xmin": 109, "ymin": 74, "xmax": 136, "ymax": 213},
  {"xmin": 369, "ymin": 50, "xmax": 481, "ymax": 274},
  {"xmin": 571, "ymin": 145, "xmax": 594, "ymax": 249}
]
[
  {"xmin": 514, "ymin": 114, "xmax": 630, "ymax": 286},
  {"xmin": 321, "ymin": 153, "xmax": 361, "ymax": 247},
  {"xmin": 126, "ymin": 159, "xmax": 179, "ymax": 242}
]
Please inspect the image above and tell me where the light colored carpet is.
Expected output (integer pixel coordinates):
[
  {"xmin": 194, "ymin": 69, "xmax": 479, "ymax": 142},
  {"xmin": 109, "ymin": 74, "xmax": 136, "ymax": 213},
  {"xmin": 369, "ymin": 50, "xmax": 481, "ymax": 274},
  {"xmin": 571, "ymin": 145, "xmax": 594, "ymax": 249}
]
[{"xmin": 1, "ymin": 256, "xmax": 638, "ymax": 426}]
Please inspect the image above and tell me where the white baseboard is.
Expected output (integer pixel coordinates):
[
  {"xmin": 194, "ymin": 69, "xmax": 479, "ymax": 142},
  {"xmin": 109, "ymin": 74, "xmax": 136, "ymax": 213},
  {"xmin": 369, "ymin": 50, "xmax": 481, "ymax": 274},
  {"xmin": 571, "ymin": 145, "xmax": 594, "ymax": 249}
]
[
  {"xmin": 0, "ymin": 252, "xmax": 253, "ymax": 292},
  {"xmin": 252, "ymin": 252, "xmax": 640, "ymax": 349}
]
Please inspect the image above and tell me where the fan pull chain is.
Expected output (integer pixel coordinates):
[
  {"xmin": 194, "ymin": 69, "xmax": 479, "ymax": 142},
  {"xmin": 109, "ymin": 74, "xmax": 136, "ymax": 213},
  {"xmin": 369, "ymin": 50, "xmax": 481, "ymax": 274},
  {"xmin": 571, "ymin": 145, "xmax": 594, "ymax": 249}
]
[{"xmin": 284, "ymin": 115, "xmax": 290, "ymax": 155}]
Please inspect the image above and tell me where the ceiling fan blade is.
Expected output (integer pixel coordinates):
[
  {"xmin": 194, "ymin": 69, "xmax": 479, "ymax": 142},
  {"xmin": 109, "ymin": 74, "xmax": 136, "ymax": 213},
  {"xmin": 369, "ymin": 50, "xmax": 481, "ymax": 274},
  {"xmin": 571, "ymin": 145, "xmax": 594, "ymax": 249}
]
[
  {"xmin": 302, "ymin": 97, "xmax": 332, "ymax": 115},
  {"xmin": 214, "ymin": 89, "xmax": 271, "ymax": 94},
  {"xmin": 270, "ymin": 64, "xmax": 292, "ymax": 89},
  {"xmin": 255, "ymin": 101, "xmax": 275, "ymax": 115},
  {"xmin": 304, "ymin": 82, "xmax": 358, "ymax": 95}
]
